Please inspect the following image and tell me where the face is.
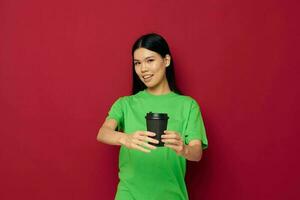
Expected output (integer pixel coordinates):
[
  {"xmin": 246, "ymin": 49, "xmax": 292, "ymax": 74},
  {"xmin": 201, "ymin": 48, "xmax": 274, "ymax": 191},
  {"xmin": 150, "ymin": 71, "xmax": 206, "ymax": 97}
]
[{"xmin": 133, "ymin": 48, "xmax": 170, "ymax": 89}]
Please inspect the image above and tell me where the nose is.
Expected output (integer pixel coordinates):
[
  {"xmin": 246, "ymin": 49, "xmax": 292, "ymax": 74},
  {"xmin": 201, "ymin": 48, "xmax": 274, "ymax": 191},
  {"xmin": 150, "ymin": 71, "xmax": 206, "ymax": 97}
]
[{"xmin": 141, "ymin": 62, "xmax": 148, "ymax": 72}]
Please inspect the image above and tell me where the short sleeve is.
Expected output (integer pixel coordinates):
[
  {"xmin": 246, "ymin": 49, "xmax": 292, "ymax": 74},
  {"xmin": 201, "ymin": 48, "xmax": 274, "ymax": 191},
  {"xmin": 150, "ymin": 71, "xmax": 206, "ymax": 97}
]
[
  {"xmin": 105, "ymin": 97, "xmax": 124, "ymax": 131},
  {"xmin": 184, "ymin": 100, "xmax": 208, "ymax": 150}
]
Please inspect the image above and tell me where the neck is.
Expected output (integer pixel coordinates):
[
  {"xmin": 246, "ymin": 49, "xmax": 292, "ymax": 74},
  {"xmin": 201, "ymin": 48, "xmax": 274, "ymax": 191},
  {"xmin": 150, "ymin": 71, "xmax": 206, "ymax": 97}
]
[{"xmin": 146, "ymin": 76, "xmax": 171, "ymax": 95}]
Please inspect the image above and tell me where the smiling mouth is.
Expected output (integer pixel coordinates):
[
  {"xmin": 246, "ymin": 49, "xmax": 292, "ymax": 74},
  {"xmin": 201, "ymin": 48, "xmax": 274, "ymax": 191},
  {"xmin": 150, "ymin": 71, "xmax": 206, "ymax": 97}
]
[{"xmin": 142, "ymin": 74, "xmax": 154, "ymax": 82}]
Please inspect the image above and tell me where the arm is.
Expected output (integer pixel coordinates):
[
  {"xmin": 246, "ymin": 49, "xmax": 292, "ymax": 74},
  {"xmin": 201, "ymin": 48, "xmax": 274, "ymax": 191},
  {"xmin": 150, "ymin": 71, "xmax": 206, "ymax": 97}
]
[
  {"xmin": 162, "ymin": 131, "xmax": 203, "ymax": 162},
  {"xmin": 96, "ymin": 118, "xmax": 126, "ymax": 146},
  {"xmin": 180, "ymin": 140, "xmax": 203, "ymax": 162},
  {"xmin": 97, "ymin": 119, "xmax": 159, "ymax": 153}
]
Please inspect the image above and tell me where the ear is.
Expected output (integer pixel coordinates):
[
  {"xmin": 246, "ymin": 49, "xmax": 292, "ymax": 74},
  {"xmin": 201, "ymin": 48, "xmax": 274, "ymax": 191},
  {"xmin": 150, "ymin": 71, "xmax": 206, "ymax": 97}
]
[{"xmin": 164, "ymin": 54, "xmax": 171, "ymax": 67}]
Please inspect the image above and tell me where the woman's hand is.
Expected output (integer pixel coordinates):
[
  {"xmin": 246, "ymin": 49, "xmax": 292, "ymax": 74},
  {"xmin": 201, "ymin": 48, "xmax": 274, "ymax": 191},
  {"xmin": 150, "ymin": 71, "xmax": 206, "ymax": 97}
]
[
  {"xmin": 120, "ymin": 131, "xmax": 159, "ymax": 153},
  {"xmin": 161, "ymin": 130, "xmax": 186, "ymax": 155}
]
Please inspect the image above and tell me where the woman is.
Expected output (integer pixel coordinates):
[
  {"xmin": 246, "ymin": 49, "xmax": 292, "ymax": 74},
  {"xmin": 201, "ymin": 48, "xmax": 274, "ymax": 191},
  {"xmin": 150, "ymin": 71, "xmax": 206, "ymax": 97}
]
[{"xmin": 97, "ymin": 33, "xmax": 208, "ymax": 200}]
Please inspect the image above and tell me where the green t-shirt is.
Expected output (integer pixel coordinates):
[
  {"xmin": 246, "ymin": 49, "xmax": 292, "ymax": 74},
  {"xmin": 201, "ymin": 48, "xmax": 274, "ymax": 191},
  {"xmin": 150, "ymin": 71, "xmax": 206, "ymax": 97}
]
[{"xmin": 106, "ymin": 89, "xmax": 208, "ymax": 200}]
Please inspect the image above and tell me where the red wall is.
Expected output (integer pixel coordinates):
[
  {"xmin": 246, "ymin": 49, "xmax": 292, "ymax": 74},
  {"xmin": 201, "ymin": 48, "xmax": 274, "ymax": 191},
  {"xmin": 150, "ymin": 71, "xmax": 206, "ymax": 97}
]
[{"xmin": 1, "ymin": 0, "xmax": 299, "ymax": 199}]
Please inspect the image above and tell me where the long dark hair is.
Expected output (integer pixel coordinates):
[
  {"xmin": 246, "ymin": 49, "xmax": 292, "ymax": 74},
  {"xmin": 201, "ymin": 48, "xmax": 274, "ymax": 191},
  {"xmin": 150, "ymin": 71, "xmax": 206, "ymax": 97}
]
[{"xmin": 131, "ymin": 33, "xmax": 182, "ymax": 95}]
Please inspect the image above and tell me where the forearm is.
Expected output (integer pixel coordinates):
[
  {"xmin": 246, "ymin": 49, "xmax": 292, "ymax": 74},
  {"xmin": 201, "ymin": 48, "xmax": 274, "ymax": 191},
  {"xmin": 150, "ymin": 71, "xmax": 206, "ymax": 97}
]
[
  {"xmin": 180, "ymin": 144, "xmax": 203, "ymax": 162},
  {"xmin": 97, "ymin": 126, "xmax": 126, "ymax": 146}
]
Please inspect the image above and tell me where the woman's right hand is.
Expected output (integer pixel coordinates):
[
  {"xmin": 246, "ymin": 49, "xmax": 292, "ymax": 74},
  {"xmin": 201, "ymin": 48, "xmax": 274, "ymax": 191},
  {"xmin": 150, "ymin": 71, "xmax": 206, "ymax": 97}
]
[{"xmin": 120, "ymin": 131, "xmax": 159, "ymax": 153}]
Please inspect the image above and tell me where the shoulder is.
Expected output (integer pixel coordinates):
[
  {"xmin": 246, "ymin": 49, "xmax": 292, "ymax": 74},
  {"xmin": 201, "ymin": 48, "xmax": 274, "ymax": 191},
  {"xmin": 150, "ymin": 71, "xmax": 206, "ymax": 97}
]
[
  {"xmin": 175, "ymin": 93, "xmax": 199, "ymax": 105},
  {"xmin": 118, "ymin": 90, "xmax": 145, "ymax": 102},
  {"xmin": 174, "ymin": 94, "xmax": 204, "ymax": 113},
  {"xmin": 111, "ymin": 93, "xmax": 136, "ymax": 104}
]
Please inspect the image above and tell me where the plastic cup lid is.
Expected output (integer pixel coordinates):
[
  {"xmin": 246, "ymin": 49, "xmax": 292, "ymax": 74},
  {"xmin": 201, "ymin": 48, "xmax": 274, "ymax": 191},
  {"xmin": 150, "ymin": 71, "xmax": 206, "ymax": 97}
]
[{"xmin": 145, "ymin": 112, "xmax": 169, "ymax": 120}]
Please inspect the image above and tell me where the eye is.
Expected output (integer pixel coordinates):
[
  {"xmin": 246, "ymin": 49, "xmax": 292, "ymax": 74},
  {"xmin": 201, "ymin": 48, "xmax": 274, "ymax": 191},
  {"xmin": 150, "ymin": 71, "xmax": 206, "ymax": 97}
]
[
  {"xmin": 147, "ymin": 59, "xmax": 154, "ymax": 63},
  {"xmin": 134, "ymin": 62, "xmax": 140, "ymax": 66}
]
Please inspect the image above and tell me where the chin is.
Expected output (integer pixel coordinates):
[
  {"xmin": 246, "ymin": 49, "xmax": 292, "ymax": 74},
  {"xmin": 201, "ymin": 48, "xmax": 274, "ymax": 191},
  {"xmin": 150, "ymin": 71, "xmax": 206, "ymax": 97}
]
[
  {"xmin": 140, "ymin": 80, "xmax": 155, "ymax": 88},
  {"xmin": 144, "ymin": 82, "xmax": 157, "ymax": 88}
]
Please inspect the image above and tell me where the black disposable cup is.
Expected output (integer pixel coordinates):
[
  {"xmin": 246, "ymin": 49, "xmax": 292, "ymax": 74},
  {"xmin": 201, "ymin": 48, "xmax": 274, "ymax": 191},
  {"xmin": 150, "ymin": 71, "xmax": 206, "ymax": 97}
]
[{"xmin": 145, "ymin": 112, "xmax": 169, "ymax": 147}]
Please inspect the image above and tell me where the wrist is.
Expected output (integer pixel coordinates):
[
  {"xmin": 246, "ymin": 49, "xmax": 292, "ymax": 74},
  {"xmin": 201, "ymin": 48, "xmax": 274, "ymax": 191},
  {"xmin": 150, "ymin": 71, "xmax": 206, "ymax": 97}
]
[
  {"xmin": 117, "ymin": 132, "xmax": 127, "ymax": 146},
  {"xmin": 180, "ymin": 144, "xmax": 188, "ymax": 157}
]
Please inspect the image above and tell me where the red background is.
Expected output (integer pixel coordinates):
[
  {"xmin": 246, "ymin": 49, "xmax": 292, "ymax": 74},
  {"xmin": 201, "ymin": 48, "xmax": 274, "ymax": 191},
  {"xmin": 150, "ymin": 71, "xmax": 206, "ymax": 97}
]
[{"xmin": 1, "ymin": 0, "xmax": 299, "ymax": 199}]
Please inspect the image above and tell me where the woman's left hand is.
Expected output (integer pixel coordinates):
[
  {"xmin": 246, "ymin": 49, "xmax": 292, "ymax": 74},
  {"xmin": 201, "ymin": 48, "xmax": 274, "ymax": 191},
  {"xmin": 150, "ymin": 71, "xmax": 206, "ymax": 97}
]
[{"xmin": 161, "ymin": 130, "xmax": 186, "ymax": 156}]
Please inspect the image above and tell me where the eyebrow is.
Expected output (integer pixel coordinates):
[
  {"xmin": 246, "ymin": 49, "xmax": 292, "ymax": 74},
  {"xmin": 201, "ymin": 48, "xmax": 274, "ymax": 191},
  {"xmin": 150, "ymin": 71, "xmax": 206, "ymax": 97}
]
[{"xmin": 134, "ymin": 56, "xmax": 155, "ymax": 62}]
